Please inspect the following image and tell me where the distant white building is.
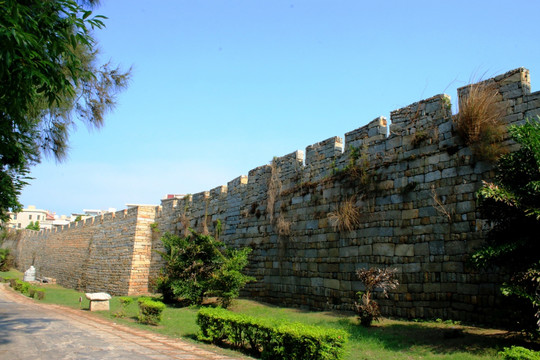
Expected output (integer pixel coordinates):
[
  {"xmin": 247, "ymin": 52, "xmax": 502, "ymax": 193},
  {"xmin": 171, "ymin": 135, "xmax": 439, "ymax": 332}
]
[
  {"xmin": 6, "ymin": 205, "xmax": 50, "ymax": 230},
  {"xmin": 5, "ymin": 206, "xmax": 119, "ymax": 231}
]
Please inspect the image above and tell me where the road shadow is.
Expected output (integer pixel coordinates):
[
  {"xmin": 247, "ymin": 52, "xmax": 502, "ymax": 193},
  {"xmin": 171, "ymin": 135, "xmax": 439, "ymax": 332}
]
[{"xmin": 0, "ymin": 306, "xmax": 61, "ymax": 346}]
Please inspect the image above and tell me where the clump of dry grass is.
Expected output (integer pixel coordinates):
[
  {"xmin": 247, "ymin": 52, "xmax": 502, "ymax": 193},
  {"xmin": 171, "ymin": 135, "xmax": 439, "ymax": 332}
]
[
  {"xmin": 328, "ymin": 197, "xmax": 362, "ymax": 232},
  {"xmin": 455, "ymin": 82, "xmax": 507, "ymax": 161},
  {"xmin": 430, "ymin": 185, "xmax": 453, "ymax": 222},
  {"xmin": 275, "ymin": 215, "xmax": 291, "ymax": 236}
]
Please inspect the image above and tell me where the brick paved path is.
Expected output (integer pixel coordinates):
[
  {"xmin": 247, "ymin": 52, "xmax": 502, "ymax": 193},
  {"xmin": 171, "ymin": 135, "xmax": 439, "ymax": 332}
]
[{"xmin": 0, "ymin": 284, "xmax": 243, "ymax": 360}]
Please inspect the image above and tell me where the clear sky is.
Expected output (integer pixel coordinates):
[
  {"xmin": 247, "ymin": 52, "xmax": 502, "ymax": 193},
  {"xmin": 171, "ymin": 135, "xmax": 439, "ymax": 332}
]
[{"xmin": 20, "ymin": 0, "xmax": 540, "ymax": 216}]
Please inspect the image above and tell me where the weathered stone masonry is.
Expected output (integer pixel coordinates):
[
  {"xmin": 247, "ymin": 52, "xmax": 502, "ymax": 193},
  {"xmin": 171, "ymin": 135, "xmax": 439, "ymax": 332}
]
[
  {"xmin": 5, "ymin": 205, "xmax": 157, "ymax": 295},
  {"xmin": 6, "ymin": 68, "xmax": 540, "ymax": 324}
]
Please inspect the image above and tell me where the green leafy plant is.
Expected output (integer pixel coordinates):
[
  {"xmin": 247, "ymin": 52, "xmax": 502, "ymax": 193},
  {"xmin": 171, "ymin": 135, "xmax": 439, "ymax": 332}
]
[
  {"xmin": 113, "ymin": 296, "xmax": 133, "ymax": 318},
  {"xmin": 197, "ymin": 307, "xmax": 348, "ymax": 360},
  {"xmin": 473, "ymin": 118, "xmax": 540, "ymax": 334},
  {"xmin": 499, "ymin": 346, "xmax": 540, "ymax": 360},
  {"xmin": 28, "ymin": 286, "xmax": 46, "ymax": 300},
  {"xmin": 0, "ymin": 248, "xmax": 14, "ymax": 271},
  {"xmin": 35, "ymin": 288, "xmax": 46, "ymax": 300},
  {"xmin": 25, "ymin": 221, "xmax": 40, "ymax": 231},
  {"xmin": 156, "ymin": 231, "xmax": 254, "ymax": 307},
  {"xmin": 11, "ymin": 279, "xmax": 30, "ymax": 295},
  {"xmin": 137, "ymin": 298, "xmax": 166, "ymax": 325},
  {"xmin": 334, "ymin": 144, "xmax": 371, "ymax": 187},
  {"xmin": 355, "ymin": 267, "xmax": 399, "ymax": 327},
  {"xmin": 150, "ymin": 222, "xmax": 160, "ymax": 233}
]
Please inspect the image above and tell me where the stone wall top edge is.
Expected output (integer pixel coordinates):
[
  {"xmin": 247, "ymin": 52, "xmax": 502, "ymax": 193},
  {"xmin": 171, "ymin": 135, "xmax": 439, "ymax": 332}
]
[
  {"xmin": 456, "ymin": 67, "xmax": 529, "ymax": 92},
  {"xmin": 390, "ymin": 94, "xmax": 449, "ymax": 118},
  {"xmin": 29, "ymin": 205, "xmax": 154, "ymax": 237},
  {"xmin": 150, "ymin": 68, "xmax": 533, "ymax": 213}
]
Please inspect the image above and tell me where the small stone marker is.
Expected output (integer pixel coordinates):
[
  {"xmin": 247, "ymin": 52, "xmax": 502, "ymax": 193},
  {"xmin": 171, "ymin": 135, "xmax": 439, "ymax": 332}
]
[
  {"xmin": 23, "ymin": 266, "xmax": 36, "ymax": 282},
  {"xmin": 85, "ymin": 292, "xmax": 112, "ymax": 311}
]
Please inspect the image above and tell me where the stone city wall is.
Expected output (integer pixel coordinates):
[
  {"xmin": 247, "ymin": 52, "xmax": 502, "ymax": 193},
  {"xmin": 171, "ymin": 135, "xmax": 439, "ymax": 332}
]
[
  {"xmin": 5, "ymin": 205, "xmax": 157, "ymax": 295},
  {"xmin": 5, "ymin": 68, "xmax": 540, "ymax": 324}
]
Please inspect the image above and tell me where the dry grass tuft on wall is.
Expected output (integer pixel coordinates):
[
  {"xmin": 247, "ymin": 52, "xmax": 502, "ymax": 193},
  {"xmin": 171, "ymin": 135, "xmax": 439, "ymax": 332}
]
[
  {"xmin": 455, "ymin": 82, "xmax": 507, "ymax": 161},
  {"xmin": 328, "ymin": 197, "xmax": 362, "ymax": 232},
  {"xmin": 275, "ymin": 215, "xmax": 291, "ymax": 236}
]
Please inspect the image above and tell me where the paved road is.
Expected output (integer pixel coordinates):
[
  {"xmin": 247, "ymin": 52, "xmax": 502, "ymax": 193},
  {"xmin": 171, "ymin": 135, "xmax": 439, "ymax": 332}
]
[{"xmin": 0, "ymin": 284, "xmax": 241, "ymax": 360}]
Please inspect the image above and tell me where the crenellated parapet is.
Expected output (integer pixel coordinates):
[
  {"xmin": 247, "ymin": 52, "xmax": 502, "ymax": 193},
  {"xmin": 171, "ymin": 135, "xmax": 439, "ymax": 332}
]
[{"xmin": 304, "ymin": 136, "xmax": 344, "ymax": 182}]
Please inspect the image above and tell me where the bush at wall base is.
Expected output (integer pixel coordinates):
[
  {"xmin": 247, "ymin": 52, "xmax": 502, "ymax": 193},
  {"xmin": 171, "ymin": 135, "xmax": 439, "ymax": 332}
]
[
  {"xmin": 156, "ymin": 231, "xmax": 254, "ymax": 308},
  {"xmin": 6, "ymin": 278, "xmax": 45, "ymax": 300},
  {"xmin": 197, "ymin": 307, "xmax": 348, "ymax": 360},
  {"xmin": 137, "ymin": 297, "xmax": 166, "ymax": 325},
  {"xmin": 499, "ymin": 346, "xmax": 540, "ymax": 360}
]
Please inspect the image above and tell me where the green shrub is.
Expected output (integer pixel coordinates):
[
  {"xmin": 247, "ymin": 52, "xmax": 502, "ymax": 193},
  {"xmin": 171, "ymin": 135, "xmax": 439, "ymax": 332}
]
[
  {"xmin": 0, "ymin": 249, "xmax": 14, "ymax": 271},
  {"xmin": 19, "ymin": 281, "xmax": 30, "ymax": 295},
  {"xmin": 499, "ymin": 346, "xmax": 540, "ymax": 360},
  {"xmin": 12, "ymin": 279, "xmax": 30, "ymax": 295},
  {"xmin": 119, "ymin": 296, "xmax": 133, "ymax": 307},
  {"xmin": 114, "ymin": 296, "xmax": 134, "ymax": 318},
  {"xmin": 157, "ymin": 231, "xmax": 254, "ymax": 307},
  {"xmin": 137, "ymin": 298, "xmax": 166, "ymax": 325},
  {"xmin": 35, "ymin": 289, "xmax": 45, "ymax": 300},
  {"xmin": 473, "ymin": 118, "xmax": 540, "ymax": 333},
  {"xmin": 26, "ymin": 286, "xmax": 45, "ymax": 300},
  {"xmin": 197, "ymin": 307, "xmax": 348, "ymax": 360}
]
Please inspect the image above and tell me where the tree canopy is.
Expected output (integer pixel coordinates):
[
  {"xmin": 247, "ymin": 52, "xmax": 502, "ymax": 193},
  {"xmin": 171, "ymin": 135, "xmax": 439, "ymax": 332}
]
[
  {"xmin": 156, "ymin": 231, "xmax": 254, "ymax": 308},
  {"xmin": 0, "ymin": 0, "xmax": 130, "ymax": 222}
]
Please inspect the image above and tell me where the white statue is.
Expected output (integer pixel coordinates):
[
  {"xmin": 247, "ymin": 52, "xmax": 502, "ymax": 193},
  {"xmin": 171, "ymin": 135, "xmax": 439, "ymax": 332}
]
[{"xmin": 23, "ymin": 265, "xmax": 36, "ymax": 282}]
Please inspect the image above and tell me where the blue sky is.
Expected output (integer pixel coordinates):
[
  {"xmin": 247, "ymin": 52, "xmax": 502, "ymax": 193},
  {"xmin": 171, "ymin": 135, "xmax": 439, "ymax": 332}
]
[{"xmin": 20, "ymin": 0, "xmax": 540, "ymax": 216}]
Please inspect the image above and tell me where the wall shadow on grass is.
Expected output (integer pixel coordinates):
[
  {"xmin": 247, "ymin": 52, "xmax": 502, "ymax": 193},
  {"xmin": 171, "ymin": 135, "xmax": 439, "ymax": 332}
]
[{"xmin": 337, "ymin": 318, "xmax": 537, "ymax": 356}]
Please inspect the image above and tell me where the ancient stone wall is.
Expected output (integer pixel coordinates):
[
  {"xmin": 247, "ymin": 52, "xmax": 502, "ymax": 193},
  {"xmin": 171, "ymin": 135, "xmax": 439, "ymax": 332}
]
[
  {"xmin": 5, "ymin": 68, "xmax": 540, "ymax": 324},
  {"xmin": 5, "ymin": 206, "xmax": 157, "ymax": 295},
  {"xmin": 150, "ymin": 68, "xmax": 539, "ymax": 324}
]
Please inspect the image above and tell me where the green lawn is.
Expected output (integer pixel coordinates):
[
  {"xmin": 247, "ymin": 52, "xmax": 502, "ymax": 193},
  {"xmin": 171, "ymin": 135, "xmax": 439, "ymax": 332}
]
[{"xmin": 2, "ymin": 269, "xmax": 537, "ymax": 360}]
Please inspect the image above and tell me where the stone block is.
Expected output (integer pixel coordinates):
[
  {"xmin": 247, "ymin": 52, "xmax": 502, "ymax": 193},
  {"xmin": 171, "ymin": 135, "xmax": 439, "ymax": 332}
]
[
  {"xmin": 402, "ymin": 263, "xmax": 421, "ymax": 273},
  {"xmin": 373, "ymin": 243, "xmax": 395, "ymax": 256},
  {"xmin": 358, "ymin": 245, "xmax": 372, "ymax": 256},
  {"xmin": 402, "ymin": 209, "xmax": 419, "ymax": 220},
  {"xmin": 429, "ymin": 241, "xmax": 445, "ymax": 255},
  {"xmin": 441, "ymin": 168, "xmax": 457, "ymax": 178},
  {"xmin": 443, "ymin": 262, "xmax": 463, "ymax": 272},
  {"xmin": 86, "ymin": 292, "xmax": 111, "ymax": 311},
  {"xmin": 324, "ymin": 278, "xmax": 340, "ymax": 290},
  {"xmin": 339, "ymin": 246, "xmax": 359, "ymax": 258},
  {"xmin": 425, "ymin": 170, "xmax": 441, "ymax": 182},
  {"xmin": 414, "ymin": 242, "xmax": 429, "ymax": 256},
  {"xmin": 395, "ymin": 244, "xmax": 414, "ymax": 257}
]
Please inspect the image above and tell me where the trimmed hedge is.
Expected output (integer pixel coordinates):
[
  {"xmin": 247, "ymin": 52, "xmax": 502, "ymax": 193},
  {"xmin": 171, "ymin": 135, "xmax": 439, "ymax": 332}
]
[
  {"xmin": 197, "ymin": 307, "xmax": 348, "ymax": 360},
  {"xmin": 137, "ymin": 298, "xmax": 166, "ymax": 325}
]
